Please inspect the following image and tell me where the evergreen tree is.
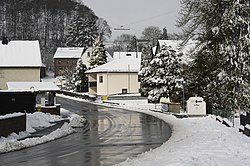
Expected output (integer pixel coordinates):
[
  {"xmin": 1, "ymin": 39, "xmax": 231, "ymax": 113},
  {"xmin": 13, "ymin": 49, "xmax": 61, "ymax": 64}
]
[
  {"xmin": 139, "ymin": 44, "xmax": 182, "ymax": 102},
  {"xmin": 161, "ymin": 27, "xmax": 168, "ymax": 40},
  {"xmin": 89, "ymin": 35, "xmax": 107, "ymax": 68},
  {"xmin": 139, "ymin": 43, "xmax": 154, "ymax": 96},
  {"xmin": 66, "ymin": 15, "xmax": 98, "ymax": 47},
  {"xmin": 70, "ymin": 58, "xmax": 88, "ymax": 92},
  {"xmin": 178, "ymin": 0, "xmax": 250, "ymax": 112}
]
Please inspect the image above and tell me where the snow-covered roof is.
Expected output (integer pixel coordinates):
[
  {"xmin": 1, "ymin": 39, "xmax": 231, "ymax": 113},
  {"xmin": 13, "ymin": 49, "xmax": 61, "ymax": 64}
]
[
  {"xmin": 53, "ymin": 47, "xmax": 84, "ymax": 59},
  {"xmin": 86, "ymin": 56, "xmax": 141, "ymax": 74},
  {"xmin": 7, "ymin": 82, "xmax": 60, "ymax": 92},
  {"xmin": 113, "ymin": 52, "xmax": 142, "ymax": 60},
  {"xmin": 0, "ymin": 40, "xmax": 42, "ymax": 67}
]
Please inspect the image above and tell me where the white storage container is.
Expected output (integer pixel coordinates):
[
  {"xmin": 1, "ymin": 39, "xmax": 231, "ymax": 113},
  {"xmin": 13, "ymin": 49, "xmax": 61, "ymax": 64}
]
[{"xmin": 187, "ymin": 97, "xmax": 206, "ymax": 116}]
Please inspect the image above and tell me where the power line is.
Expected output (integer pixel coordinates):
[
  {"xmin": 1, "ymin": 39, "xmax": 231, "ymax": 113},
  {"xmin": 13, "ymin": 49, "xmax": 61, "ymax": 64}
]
[{"xmin": 123, "ymin": 10, "xmax": 179, "ymax": 27}]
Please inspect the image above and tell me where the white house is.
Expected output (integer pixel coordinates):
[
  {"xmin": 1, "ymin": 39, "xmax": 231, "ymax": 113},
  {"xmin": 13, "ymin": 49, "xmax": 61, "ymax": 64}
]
[
  {"xmin": 0, "ymin": 40, "xmax": 42, "ymax": 90},
  {"xmin": 86, "ymin": 53, "xmax": 141, "ymax": 96}
]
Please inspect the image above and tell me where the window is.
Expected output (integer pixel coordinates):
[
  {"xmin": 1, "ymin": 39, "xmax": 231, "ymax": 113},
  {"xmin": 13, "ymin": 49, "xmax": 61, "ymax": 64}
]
[
  {"xmin": 99, "ymin": 76, "xmax": 103, "ymax": 83},
  {"xmin": 122, "ymin": 89, "xmax": 128, "ymax": 94},
  {"xmin": 87, "ymin": 52, "xmax": 90, "ymax": 57},
  {"xmin": 126, "ymin": 53, "xmax": 131, "ymax": 56},
  {"xmin": 89, "ymin": 82, "xmax": 97, "ymax": 87}
]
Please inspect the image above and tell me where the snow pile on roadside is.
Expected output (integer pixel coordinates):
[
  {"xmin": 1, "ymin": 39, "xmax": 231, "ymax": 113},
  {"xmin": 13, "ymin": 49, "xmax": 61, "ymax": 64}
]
[
  {"xmin": 26, "ymin": 112, "xmax": 63, "ymax": 133},
  {"xmin": 110, "ymin": 100, "xmax": 250, "ymax": 166},
  {"xmin": 0, "ymin": 108, "xmax": 85, "ymax": 154},
  {"xmin": 0, "ymin": 123, "xmax": 73, "ymax": 153},
  {"xmin": 69, "ymin": 114, "xmax": 86, "ymax": 128}
]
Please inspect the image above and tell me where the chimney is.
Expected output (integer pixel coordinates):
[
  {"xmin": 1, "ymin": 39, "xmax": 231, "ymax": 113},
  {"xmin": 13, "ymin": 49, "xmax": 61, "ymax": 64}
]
[{"xmin": 2, "ymin": 36, "xmax": 8, "ymax": 45}]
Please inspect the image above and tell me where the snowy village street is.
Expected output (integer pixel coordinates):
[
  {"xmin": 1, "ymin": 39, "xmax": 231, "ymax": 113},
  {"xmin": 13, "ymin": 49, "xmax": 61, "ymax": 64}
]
[
  {"xmin": 1, "ymin": 0, "xmax": 250, "ymax": 166},
  {"xmin": 0, "ymin": 96, "xmax": 171, "ymax": 166}
]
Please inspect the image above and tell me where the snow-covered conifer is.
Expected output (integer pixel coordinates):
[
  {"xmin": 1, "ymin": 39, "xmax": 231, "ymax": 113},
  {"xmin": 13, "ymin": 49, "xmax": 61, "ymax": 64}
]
[
  {"xmin": 66, "ymin": 16, "xmax": 98, "ymax": 47},
  {"xmin": 89, "ymin": 35, "xmax": 107, "ymax": 68},
  {"xmin": 178, "ymin": 0, "xmax": 250, "ymax": 112},
  {"xmin": 139, "ymin": 44, "xmax": 182, "ymax": 102},
  {"xmin": 67, "ymin": 58, "xmax": 88, "ymax": 92}
]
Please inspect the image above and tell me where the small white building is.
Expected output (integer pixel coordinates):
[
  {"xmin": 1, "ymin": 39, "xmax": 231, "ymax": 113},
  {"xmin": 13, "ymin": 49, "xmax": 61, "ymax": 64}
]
[
  {"xmin": 187, "ymin": 97, "xmax": 206, "ymax": 116},
  {"xmin": 86, "ymin": 54, "xmax": 141, "ymax": 96},
  {"xmin": 0, "ymin": 40, "xmax": 42, "ymax": 90}
]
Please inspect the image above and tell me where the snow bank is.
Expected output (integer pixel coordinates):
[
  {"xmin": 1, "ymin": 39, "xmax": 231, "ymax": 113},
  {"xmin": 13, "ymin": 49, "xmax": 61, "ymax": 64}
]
[
  {"xmin": 110, "ymin": 101, "xmax": 250, "ymax": 166},
  {"xmin": 26, "ymin": 112, "xmax": 63, "ymax": 133},
  {"xmin": 69, "ymin": 114, "xmax": 86, "ymax": 128},
  {"xmin": 0, "ymin": 109, "xmax": 85, "ymax": 154},
  {"xmin": 0, "ymin": 112, "xmax": 25, "ymax": 120},
  {"xmin": 0, "ymin": 123, "xmax": 74, "ymax": 153}
]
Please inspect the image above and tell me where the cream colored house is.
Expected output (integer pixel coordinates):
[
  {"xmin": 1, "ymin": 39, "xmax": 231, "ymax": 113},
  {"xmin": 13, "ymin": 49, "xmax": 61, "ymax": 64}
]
[
  {"xmin": 0, "ymin": 40, "xmax": 42, "ymax": 90},
  {"xmin": 86, "ymin": 55, "xmax": 141, "ymax": 96}
]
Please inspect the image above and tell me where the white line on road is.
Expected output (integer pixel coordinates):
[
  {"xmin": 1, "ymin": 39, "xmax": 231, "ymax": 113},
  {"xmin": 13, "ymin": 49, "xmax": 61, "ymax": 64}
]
[{"xmin": 57, "ymin": 151, "xmax": 80, "ymax": 159}]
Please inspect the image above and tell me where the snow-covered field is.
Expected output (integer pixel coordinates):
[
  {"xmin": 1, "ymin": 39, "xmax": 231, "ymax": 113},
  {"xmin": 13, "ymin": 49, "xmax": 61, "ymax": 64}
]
[{"xmin": 0, "ymin": 109, "xmax": 85, "ymax": 153}]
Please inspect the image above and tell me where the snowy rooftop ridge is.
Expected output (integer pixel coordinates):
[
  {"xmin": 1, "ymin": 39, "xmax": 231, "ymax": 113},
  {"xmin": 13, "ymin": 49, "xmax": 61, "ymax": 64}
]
[
  {"xmin": 7, "ymin": 82, "xmax": 60, "ymax": 92},
  {"xmin": 85, "ymin": 56, "xmax": 141, "ymax": 74},
  {"xmin": 53, "ymin": 47, "xmax": 84, "ymax": 59},
  {"xmin": 0, "ymin": 40, "xmax": 42, "ymax": 67},
  {"xmin": 113, "ymin": 52, "xmax": 142, "ymax": 60}
]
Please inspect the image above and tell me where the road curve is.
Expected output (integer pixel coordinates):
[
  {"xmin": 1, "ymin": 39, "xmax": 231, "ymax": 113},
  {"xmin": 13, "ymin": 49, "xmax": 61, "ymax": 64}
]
[{"xmin": 0, "ymin": 96, "xmax": 171, "ymax": 166}]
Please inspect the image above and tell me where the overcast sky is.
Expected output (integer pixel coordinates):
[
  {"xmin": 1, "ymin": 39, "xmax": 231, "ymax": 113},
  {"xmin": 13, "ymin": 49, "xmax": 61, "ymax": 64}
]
[{"xmin": 83, "ymin": 0, "xmax": 181, "ymax": 41}]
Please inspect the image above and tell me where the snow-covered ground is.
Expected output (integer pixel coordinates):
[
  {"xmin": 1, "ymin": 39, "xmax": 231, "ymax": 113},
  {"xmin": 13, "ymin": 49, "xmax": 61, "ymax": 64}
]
[
  {"xmin": 59, "ymin": 95, "xmax": 250, "ymax": 166},
  {"xmin": 104, "ymin": 100, "xmax": 250, "ymax": 166},
  {"xmin": 0, "ymin": 109, "xmax": 85, "ymax": 153}
]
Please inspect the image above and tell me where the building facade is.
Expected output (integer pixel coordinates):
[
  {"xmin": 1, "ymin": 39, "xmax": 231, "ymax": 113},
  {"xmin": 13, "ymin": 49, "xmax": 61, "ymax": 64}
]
[
  {"xmin": 0, "ymin": 40, "xmax": 42, "ymax": 90},
  {"xmin": 86, "ymin": 54, "xmax": 141, "ymax": 96},
  {"xmin": 53, "ymin": 47, "xmax": 84, "ymax": 77}
]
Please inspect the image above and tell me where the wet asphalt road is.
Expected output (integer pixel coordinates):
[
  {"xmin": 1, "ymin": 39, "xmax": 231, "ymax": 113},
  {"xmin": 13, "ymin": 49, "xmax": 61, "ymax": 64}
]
[{"xmin": 0, "ymin": 96, "xmax": 171, "ymax": 166}]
